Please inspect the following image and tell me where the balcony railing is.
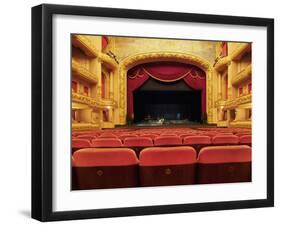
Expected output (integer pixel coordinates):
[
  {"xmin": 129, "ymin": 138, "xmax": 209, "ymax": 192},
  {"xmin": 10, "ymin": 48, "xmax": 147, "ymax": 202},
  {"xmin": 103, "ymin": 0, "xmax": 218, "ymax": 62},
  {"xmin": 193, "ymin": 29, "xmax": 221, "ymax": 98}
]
[
  {"xmin": 224, "ymin": 94, "xmax": 252, "ymax": 109},
  {"xmin": 232, "ymin": 64, "xmax": 251, "ymax": 86},
  {"xmin": 72, "ymin": 93, "xmax": 116, "ymax": 109},
  {"xmin": 72, "ymin": 59, "xmax": 98, "ymax": 84},
  {"xmin": 72, "ymin": 35, "xmax": 99, "ymax": 57}
]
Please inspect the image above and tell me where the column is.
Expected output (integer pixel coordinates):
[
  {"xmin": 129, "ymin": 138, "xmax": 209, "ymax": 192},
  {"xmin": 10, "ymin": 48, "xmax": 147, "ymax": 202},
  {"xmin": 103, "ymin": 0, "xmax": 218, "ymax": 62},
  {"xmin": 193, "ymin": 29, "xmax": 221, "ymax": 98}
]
[
  {"xmin": 235, "ymin": 108, "xmax": 247, "ymax": 121},
  {"xmin": 109, "ymin": 71, "xmax": 114, "ymax": 99}
]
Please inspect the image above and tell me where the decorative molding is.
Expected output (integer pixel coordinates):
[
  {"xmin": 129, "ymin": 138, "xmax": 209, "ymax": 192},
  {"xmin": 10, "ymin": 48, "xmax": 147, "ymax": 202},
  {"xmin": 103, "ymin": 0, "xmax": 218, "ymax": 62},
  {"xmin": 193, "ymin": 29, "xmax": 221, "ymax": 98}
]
[
  {"xmin": 230, "ymin": 120, "xmax": 251, "ymax": 128},
  {"xmin": 72, "ymin": 123, "xmax": 99, "ymax": 130},
  {"xmin": 99, "ymin": 53, "xmax": 118, "ymax": 69},
  {"xmin": 215, "ymin": 100, "xmax": 227, "ymax": 108},
  {"xmin": 232, "ymin": 64, "xmax": 252, "ymax": 86},
  {"xmin": 224, "ymin": 94, "xmax": 252, "ymax": 109},
  {"xmin": 214, "ymin": 56, "xmax": 230, "ymax": 72},
  {"xmin": 72, "ymin": 92, "xmax": 117, "ymax": 109},
  {"xmin": 230, "ymin": 43, "xmax": 251, "ymax": 61},
  {"xmin": 119, "ymin": 52, "xmax": 214, "ymax": 124},
  {"xmin": 72, "ymin": 92, "xmax": 100, "ymax": 108},
  {"xmin": 72, "ymin": 35, "xmax": 99, "ymax": 57},
  {"xmin": 72, "ymin": 59, "xmax": 98, "ymax": 84},
  {"xmin": 100, "ymin": 98, "xmax": 117, "ymax": 107}
]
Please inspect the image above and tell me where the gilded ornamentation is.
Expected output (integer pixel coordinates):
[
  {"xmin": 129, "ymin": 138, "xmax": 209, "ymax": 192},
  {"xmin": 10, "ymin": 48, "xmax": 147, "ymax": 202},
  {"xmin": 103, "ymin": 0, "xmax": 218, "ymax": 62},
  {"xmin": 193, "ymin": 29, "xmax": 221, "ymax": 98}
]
[
  {"xmin": 230, "ymin": 43, "xmax": 251, "ymax": 60},
  {"xmin": 214, "ymin": 56, "xmax": 230, "ymax": 72},
  {"xmin": 231, "ymin": 64, "xmax": 252, "ymax": 86},
  {"xmin": 72, "ymin": 92, "xmax": 117, "ymax": 109},
  {"xmin": 99, "ymin": 53, "xmax": 118, "ymax": 69},
  {"xmin": 72, "ymin": 35, "xmax": 99, "ymax": 57},
  {"xmin": 72, "ymin": 59, "xmax": 98, "ymax": 84},
  {"xmin": 224, "ymin": 94, "xmax": 252, "ymax": 109},
  {"xmin": 118, "ymin": 52, "xmax": 214, "ymax": 124}
]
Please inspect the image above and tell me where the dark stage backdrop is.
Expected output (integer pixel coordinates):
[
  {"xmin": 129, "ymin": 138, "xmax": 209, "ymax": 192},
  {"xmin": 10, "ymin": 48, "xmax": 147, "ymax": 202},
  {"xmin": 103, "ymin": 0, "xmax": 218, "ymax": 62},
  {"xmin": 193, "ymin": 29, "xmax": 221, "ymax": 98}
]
[{"xmin": 127, "ymin": 61, "xmax": 206, "ymax": 119}]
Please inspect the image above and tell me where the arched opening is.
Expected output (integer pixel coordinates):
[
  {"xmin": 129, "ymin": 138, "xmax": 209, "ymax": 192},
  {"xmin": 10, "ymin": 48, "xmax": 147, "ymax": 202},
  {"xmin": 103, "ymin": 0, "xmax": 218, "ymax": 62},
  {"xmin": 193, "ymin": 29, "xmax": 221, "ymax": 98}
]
[{"xmin": 126, "ymin": 61, "xmax": 206, "ymax": 125}]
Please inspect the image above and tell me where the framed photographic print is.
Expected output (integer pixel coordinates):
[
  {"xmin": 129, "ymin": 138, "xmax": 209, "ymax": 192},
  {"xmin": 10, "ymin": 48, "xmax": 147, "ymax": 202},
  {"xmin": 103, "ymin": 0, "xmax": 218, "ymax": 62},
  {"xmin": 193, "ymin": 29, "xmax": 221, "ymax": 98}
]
[{"xmin": 32, "ymin": 4, "xmax": 274, "ymax": 221}]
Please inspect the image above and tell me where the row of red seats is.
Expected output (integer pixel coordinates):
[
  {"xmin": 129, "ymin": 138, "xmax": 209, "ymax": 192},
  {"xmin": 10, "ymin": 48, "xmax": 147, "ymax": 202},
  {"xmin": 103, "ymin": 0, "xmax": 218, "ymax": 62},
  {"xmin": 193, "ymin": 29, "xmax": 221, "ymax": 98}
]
[
  {"xmin": 72, "ymin": 145, "xmax": 251, "ymax": 190},
  {"xmin": 72, "ymin": 134, "xmax": 252, "ymax": 149},
  {"xmin": 72, "ymin": 127, "xmax": 251, "ymax": 135}
]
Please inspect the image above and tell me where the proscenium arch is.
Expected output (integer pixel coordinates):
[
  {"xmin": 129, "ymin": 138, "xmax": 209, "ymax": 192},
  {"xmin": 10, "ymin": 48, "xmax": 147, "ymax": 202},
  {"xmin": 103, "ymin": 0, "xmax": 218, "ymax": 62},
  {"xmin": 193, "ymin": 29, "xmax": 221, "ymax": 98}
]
[{"xmin": 118, "ymin": 52, "xmax": 215, "ymax": 124}]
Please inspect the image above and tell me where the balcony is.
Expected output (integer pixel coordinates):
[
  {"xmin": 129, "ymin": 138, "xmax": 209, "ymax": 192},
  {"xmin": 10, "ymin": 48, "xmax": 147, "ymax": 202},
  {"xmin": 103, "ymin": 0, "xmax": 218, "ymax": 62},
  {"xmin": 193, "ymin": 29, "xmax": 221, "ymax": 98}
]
[
  {"xmin": 72, "ymin": 92, "xmax": 99, "ymax": 108},
  {"xmin": 72, "ymin": 122, "xmax": 100, "ymax": 130},
  {"xmin": 232, "ymin": 64, "xmax": 251, "ymax": 86},
  {"xmin": 72, "ymin": 59, "xmax": 98, "ymax": 84},
  {"xmin": 72, "ymin": 35, "xmax": 99, "ymax": 57},
  {"xmin": 100, "ymin": 98, "xmax": 117, "ymax": 108},
  {"xmin": 214, "ymin": 56, "xmax": 230, "ymax": 72},
  {"xmin": 72, "ymin": 93, "xmax": 117, "ymax": 109},
  {"xmin": 99, "ymin": 53, "xmax": 118, "ymax": 69},
  {"xmin": 224, "ymin": 94, "xmax": 252, "ymax": 109},
  {"xmin": 230, "ymin": 43, "xmax": 251, "ymax": 61},
  {"xmin": 215, "ymin": 99, "xmax": 227, "ymax": 108}
]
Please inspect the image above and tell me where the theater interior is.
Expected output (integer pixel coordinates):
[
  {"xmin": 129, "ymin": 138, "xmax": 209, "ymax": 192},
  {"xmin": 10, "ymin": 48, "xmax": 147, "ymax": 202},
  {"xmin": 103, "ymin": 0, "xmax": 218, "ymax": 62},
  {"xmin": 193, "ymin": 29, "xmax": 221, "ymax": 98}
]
[{"xmin": 71, "ymin": 35, "xmax": 252, "ymax": 190}]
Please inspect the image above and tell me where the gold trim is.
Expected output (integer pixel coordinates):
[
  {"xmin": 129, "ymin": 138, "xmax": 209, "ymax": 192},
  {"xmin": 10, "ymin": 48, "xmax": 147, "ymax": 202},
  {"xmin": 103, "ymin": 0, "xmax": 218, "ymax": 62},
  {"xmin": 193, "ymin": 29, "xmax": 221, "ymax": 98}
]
[
  {"xmin": 119, "ymin": 52, "xmax": 214, "ymax": 124},
  {"xmin": 72, "ymin": 123, "xmax": 100, "ymax": 130},
  {"xmin": 230, "ymin": 43, "xmax": 251, "ymax": 61},
  {"xmin": 99, "ymin": 53, "xmax": 118, "ymax": 69},
  {"xmin": 72, "ymin": 92, "xmax": 117, "ymax": 109},
  {"xmin": 72, "ymin": 59, "xmax": 98, "ymax": 84},
  {"xmin": 224, "ymin": 94, "xmax": 252, "ymax": 109},
  {"xmin": 214, "ymin": 56, "xmax": 230, "ymax": 72},
  {"xmin": 232, "ymin": 64, "xmax": 252, "ymax": 86},
  {"xmin": 72, "ymin": 35, "xmax": 99, "ymax": 57}
]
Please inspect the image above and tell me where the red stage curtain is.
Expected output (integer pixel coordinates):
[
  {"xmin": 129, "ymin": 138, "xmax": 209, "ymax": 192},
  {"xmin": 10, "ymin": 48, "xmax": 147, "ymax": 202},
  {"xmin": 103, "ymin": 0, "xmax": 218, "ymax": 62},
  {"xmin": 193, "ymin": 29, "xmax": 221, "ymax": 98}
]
[
  {"xmin": 127, "ymin": 62, "xmax": 206, "ymax": 119},
  {"xmin": 102, "ymin": 36, "xmax": 109, "ymax": 50},
  {"xmin": 220, "ymin": 42, "xmax": 228, "ymax": 57}
]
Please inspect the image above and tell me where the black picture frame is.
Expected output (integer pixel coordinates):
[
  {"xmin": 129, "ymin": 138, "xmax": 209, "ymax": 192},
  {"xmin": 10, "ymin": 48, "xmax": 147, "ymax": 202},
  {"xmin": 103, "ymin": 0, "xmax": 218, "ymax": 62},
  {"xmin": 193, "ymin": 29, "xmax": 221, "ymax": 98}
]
[{"xmin": 32, "ymin": 3, "xmax": 274, "ymax": 222}]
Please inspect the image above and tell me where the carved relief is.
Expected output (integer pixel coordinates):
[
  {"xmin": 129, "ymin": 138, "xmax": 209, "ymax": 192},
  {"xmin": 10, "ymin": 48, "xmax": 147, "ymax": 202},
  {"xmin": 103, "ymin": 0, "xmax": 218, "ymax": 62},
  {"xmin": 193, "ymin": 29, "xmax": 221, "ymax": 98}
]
[
  {"xmin": 224, "ymin": 94, "xmax": 252, "ymax": 109},
  {"xmin": 72, "ymin": 59, "xmax": 98, "ymax": 84},
  {"xmin": 119, "ymin": 52, "xmax": 214, "ymax": 124}
]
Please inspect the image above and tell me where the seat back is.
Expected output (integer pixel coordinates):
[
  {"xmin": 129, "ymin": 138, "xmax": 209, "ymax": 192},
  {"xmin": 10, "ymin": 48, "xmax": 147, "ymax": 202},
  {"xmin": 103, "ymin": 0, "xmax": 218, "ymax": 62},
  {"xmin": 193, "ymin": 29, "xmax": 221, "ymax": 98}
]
[
  {"xmin": 72, "ymin": 138, "xmax": 92, "ymax": 153},
  {"xmin": 123, "ymin": 137, "xmax": 153, "ymax": 147},
  {"xmin": 139, "ymin": 146, "xmax": 197, "ymax": 186},
  {"xmin": 98, "ymin": 133, "xmax": 118, "ymax": 138},
  {"xmin": 154, "ymin": 136, "xmax": 182, "ymax": 146},
  {"xmin": 183, "ymin": 135, "xmax": 211, "ymax": 145},
  {"xmin": 239, "ymin": 135, "xmax": 252, "ymax": 146},
  {"xmin": 72, "ymin": 148, "xmax": 139, "ymax": 190},
  {"xmin": 212, "ymin": 134, "xmax": 239, "ymax": 145},
  {"xmin": 76, "ymin": 134, "xmax": 96, "ymax": 140},
  {"xmin": 197, "ymin": 145, "xmax": 252, "ymax": 184},
  {"xmin": 92, "ymin": 138, "xmax": 122, "ymax": 147}
]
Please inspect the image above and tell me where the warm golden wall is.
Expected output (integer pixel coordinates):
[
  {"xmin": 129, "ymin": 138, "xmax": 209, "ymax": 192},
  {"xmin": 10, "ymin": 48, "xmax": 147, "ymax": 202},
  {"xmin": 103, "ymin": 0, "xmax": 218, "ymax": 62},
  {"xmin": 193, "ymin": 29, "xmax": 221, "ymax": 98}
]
[
  {"xmin": 71, "ymin": 35, "xmax": 252, "ymax": 130},
  {"xmin": 113, "ymin": 37, "xmax": 217, "ymax": 63}
]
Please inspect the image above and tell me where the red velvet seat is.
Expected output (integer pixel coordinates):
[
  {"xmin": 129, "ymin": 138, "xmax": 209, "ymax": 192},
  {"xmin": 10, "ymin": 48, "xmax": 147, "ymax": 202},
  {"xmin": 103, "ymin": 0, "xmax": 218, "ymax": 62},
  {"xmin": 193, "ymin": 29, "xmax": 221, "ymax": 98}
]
[
  {"xmin": 239, "ymin": 135, "xmax": 252, "ymax": 146},
  {"xmin": 183, "ymin": 135, "xmax": 211, "ymax": 145},
  {"xmin": 139, "ymin": 146, "xmax": 197, "ymax": 186},
  {"xmin": 235, "ymin": 132, "xmax": 252, "ymax": 137},
  {"xmin": 98, "ymin": 133, "xmax": 118, "ymax": 138},
  {"xmin": 197, "ymin": 145, "xmax": 252, "ymax": 184},
  {"xmin": 183, "ymin": 135, "xmax": 211, "ymax": 153},
  {"xmin": 92, "ymin": 138, "xmax": 122, "ymax": 147},
  {"xmin": 76, "ymin": 134, "xmax": 96, "ymax": 140},
  {"xmin": 72, "ymin": 138, "xmax": 92, "ymax": 153},
  {"xmin": 179, "ymin": 133, "xmax": 196, "ymax": 139},
  {"xmin": 154, "ymin": 136, "xmax": 182, "ymax": 146},
  {"xmin": 139, "ymin": 134, "xmax": 158, "ymax": 139},
  {"xmin": 72, "ymin": 148, "xmax": 139, "ymax": 189},
  {"xmin": 212, "ymin": 134, "xmax": 239, "ymax": 145},
  {"xmin": 124, "ymin": 137, "xmax": 153, "ymax": 147},
  {"xmin": 118, "ymin": 134, "xmax": 138, "ymax": 141}
]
